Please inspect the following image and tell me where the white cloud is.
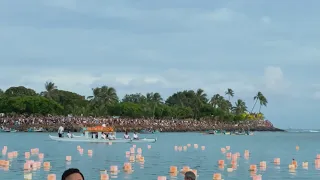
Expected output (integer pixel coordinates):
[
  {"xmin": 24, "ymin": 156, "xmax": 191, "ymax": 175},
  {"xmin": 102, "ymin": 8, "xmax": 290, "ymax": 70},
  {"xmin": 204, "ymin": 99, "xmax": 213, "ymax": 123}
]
[
  {"xmin": 197, "ymin": 8, "xmax": 241, "ymax": 22},
  {"xmin": 261, "ymin": 16, "xmax": 271, "ymax": 24},
  {"xmin": 44, "ymin": 0, "xmax": 77, "ymax": 10},
  {"xmin": 0, "ymin": 66, "xmax": 269, "ymax": 99},
  {"xmin": 313, "ymin": 92, "xmax": 320, "ymax": 99},
  {"xmin": 263, "ymin": 66, "xmax": 290, "ymax": 93}
]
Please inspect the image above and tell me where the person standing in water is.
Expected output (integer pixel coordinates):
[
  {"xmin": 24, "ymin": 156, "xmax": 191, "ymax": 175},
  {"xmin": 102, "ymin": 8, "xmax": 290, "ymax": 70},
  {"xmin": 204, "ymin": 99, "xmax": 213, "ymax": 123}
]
[{"xmin": 58, "ymin": 126, "xmax": 64, "ymax": 138}]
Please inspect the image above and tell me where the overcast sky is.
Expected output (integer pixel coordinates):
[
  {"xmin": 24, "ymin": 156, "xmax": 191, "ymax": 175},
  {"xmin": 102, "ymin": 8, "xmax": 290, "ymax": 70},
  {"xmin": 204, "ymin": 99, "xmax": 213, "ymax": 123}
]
[{"xmin": 0, "ymin": 0, "xmax": 319, "ymax": 129}]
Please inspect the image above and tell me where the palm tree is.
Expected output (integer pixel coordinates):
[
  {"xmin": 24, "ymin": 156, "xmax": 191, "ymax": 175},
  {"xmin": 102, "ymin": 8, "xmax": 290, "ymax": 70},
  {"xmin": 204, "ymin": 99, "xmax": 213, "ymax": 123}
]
[
  {"xmin": 250, "ymin": 91, "xmax": 265, "ymax": 113},
  {"xmin": 195, "ymin": 88, "xmax": 208, "ymax": 104},
  {"xmin": 210, "ymin": 94, "xmax": 221, "ymax": 108},
  {"xmin": 225, "ymin": 88, "xmax": 234, "ymax": 101},
  {"xmin": 43, "ymin": 81, "xmax": 57, "ymax": 99},
  {"xmin": 146, "ymin": 92, "xmax": 163, "ymax": 119},
  {"xmin": 219, "ymin": 98, "xmax": 232, "ymax": 112},
  {"xmin": 258, "ymin": 95, "xmax": 268, "ymax": 113},
  {"xmin": 87, "ymin": 86, "xmax": 119, "ymax": 107},
  {"xmin": 233, "ymin": 99, "xmax": 247, "ymax": 114}
]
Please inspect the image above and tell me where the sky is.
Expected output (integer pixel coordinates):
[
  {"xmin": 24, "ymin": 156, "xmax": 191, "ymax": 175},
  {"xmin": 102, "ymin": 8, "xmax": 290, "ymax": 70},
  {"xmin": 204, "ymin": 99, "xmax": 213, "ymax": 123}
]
[{"xmin": 0, "ymin": 0, "xmax": 319, "ymax": 129}]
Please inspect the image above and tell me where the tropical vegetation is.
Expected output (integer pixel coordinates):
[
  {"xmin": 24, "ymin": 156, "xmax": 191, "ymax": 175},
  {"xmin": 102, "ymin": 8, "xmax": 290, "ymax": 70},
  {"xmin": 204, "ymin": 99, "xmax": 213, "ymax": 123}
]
[{"xmin": 0, "ymin": 82, "xmax": 268, "ymax": 121}]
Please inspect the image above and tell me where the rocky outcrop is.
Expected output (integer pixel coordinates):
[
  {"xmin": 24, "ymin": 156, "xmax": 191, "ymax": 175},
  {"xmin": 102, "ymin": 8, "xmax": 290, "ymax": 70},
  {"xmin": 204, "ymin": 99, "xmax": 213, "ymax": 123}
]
[{"xmin": 11, "ymin": 121, "xmax": 285, "ymax": 132}]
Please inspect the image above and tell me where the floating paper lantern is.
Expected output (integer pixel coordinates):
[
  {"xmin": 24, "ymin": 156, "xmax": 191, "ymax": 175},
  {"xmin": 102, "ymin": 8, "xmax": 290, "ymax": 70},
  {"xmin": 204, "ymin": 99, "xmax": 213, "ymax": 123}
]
[
  {"xmin": 24, "ymin": 173, "xmax": 32, "ymax": 180},
  {"xmin": 302, "ymin": 162, "xmax": 308, "ymax": 168},
  {"xmin": 274, "ymin": 158, "xmax": 280, "ymax": 165},
  {"xmin": 25, "ymin": 152, "xmax": 30, "ymax": 159},
  {"xmin": 43, "ymin": 162, "xmax": 50, "ymax": 168},
  {"xmin": 38, "ymin": 153, "xmax": 44, "ymax": 159},
  {"xmin": 252, "ymin": 174, "xmax": 262, "ymax": 180},
  {"xmin": 123, "ymin": 162, "xmax": 132, "ymax": 172},
  {"xmin": 181, "ymin": 166, "xmax": 190, "ymax": 173},
  {"xmin": 137, "ymin": 148, "xmax": 142, "ymax": 154},
  {"xmin": 213, "ymin": 173, "xmax": 222, "ymax": 180},
  {"xmin": 101, "ymin": 174, "xmax": 109, "ymax": 180},
  {"xmin": 218, "ymin": 160, "xmax": 224, "ymax": 166},
  {"xmin": 110, "ymin": 165, "xmax": 119, "ymax": 172},
  {"xmin": 183, "ymin": 146, "xmax": 187, "ymax": 151},
  {"xmin": 259, "ymin": 161, "xmax": 266, "ymax": 167},
  {"xmin": 130, "ymin": 148, "xmax": 135, "ymax": 154},
  {"xmin": 249, "ymin": 165, "xmax": 257, "ymax": 171},
  {"xmin": 169, "ymin": 166, "xmax": 177, "ymax": 173},
  {"xmin": 66, "ymin": 156, "xmax": 72, "ymax": 161},
  {"xmin": 47, "ymin": 174, "xmax": 56, "ymax": 180},
  {"xmin": 158, "ymin": 176, "xmax": 166, "ymax": 180}
]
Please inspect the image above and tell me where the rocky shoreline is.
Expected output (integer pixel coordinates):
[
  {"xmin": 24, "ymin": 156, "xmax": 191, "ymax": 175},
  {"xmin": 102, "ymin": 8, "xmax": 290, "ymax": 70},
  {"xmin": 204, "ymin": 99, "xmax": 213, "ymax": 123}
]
[{"xmin": 10, "ymin": 122, "xmax": 285, "ymax": 133}]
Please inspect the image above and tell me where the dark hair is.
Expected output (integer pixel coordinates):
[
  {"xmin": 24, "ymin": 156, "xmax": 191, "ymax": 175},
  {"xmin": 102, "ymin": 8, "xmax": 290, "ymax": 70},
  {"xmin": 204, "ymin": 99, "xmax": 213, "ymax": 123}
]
[
  {"xmin": 62, "ymin": 168, "xmax": 84, "ymax": 180},
  {"xmin": 184, "ymin": 171, "xmax": 196, "ymax": 180}
]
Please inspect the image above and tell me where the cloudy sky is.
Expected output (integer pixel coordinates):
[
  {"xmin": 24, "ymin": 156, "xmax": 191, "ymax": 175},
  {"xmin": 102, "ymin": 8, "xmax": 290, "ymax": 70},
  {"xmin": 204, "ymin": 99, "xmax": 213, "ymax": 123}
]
[{"xmin": 0, "ymin": 0, "xmax": 319, "ymax": 128}]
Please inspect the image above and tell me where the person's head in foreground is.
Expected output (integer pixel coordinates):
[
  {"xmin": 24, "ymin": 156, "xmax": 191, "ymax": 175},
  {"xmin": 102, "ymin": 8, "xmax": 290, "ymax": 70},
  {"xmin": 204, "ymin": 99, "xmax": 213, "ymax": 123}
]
[
  {"xmin": 184, "ymin": 171, "xmax": 196, "ymax": 180},
  {"xmin": 62, "ymin": 168, "xmax": 84, "ymax": 180}
]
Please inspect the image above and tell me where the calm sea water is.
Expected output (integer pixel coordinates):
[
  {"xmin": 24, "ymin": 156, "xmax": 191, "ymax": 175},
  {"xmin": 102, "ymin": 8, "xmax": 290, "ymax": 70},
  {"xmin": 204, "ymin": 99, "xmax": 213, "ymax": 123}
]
[{"xmin": 1, "ymin": 132, "xmax": 320, "ymax": 179}]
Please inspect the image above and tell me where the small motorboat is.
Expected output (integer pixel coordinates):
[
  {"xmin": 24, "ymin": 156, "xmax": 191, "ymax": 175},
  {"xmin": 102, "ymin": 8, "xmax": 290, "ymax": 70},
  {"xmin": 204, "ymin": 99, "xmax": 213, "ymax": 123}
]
[
  {"xmin": 1, "ymin": 128, "xmax": 17, "ymax": 133},
  {"xmin": 140, "ymin": 129, "xmax": 160, "ymax": 134}
]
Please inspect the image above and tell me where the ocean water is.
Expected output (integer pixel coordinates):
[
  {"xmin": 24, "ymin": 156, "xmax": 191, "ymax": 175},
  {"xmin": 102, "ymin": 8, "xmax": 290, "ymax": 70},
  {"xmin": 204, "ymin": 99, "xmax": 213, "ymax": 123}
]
[{"xmin": 1, "ymin": 132, "xmax": 320, "ymax": 179}]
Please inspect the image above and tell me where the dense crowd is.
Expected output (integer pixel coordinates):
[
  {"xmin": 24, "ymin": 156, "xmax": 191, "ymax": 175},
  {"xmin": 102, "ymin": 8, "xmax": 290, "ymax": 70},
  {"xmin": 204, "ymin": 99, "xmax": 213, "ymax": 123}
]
[{"xmin": 0, "ymin": 114, "xmax": 276, "ymax": 132}]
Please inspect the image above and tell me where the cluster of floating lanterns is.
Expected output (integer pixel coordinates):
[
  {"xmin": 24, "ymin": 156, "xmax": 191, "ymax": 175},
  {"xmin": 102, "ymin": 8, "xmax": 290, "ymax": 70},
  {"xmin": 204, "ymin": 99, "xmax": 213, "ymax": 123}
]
[
  {"xmin": 174, "ymin": 143, "xmax": 206, "ymax": 152},
  {"xmin": 2, "ymin": 143, "xmax": 320, "ymax": 179},
  {"xmin": 0, "ymin": 146, "xmax": 74, "ymax": 180},
  {"xmin": 99, "ymin": 144, "xmax": 150, "ymax": 180},
  {"xmin": 165, "ymin": 144, "xmax": 320, "ymax": 180}
]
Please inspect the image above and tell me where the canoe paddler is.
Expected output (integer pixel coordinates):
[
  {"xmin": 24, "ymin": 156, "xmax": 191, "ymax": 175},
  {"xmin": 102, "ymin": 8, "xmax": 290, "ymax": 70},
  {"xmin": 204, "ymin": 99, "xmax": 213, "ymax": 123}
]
[
  {"xmin": 124, "ymin": 131, "xmax": 130, "ymax": 139},
  {"xmin": 58, "ymin": 126, "xmax": 64, "ymax": 138},
  {"xmin": 101, "ymin": 133, "xmax": 107, "ymax": 139},
  {"xmin": 133, "ymin": 132, "xmax": 139, "ymax": 140},
  {"xmin": 108, "ymin": 132, "xmax": 116, "ymax": 140},
  {"xmin": 67, "ymin": 131, "xmax": 72, "ymax": 138}
]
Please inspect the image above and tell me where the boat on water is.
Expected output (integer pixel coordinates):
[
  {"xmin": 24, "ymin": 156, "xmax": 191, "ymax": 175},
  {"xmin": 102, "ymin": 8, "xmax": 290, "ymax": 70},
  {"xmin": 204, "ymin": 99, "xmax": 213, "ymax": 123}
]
[
  {"xmin": 231, "ymin": 131, "xmax": 253, "ymax": 136},
  {"xmin": 49, "ymin": 126, "xmax": 157, "ymax": 143},
  {"xmin": 27, "ymin": 127, "xmax": 45, "ymax": 132},
  {"xmin": 140, "ymin": 129, "xmax": 160, "ymax": 134},
  {"xmin": 205, "ymin": 130, "xmax": 231, "ymax": 135},
  {"xmin": 1, "ymin": 128, "xmax": 17, "ymax": 133},
  {"xmin": 204, "ymin": 130, "xmax": 253, "ymax": 136}
]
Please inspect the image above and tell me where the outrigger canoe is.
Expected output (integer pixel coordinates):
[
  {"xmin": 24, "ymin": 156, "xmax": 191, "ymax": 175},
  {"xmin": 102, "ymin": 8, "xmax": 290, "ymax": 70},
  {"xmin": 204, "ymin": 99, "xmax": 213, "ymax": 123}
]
[
  {"xmin": 50, "ymin": 125, "xmax": 157, "ymax": 143},
  {"xmin": 49, "ymin": 135, "xmax": 157, "ymax": 143}
]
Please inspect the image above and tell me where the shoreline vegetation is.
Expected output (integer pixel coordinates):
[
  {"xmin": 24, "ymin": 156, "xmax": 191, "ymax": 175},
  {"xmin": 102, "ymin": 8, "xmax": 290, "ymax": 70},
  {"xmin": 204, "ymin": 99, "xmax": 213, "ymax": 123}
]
[{"xmin": 0, "ymin": 82, "xmax": 283, "ymax": 132}]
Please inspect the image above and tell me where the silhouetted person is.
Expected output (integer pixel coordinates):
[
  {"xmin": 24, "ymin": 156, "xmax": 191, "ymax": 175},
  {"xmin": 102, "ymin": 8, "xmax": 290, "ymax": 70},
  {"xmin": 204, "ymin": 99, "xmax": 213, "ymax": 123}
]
[
  {"xmin": 184, "ymin": 171, "xmax": 196, "ymax": 180},
  {"xmin": 62, "ymin": 168, "xmax": 84, "ymax": 180}
]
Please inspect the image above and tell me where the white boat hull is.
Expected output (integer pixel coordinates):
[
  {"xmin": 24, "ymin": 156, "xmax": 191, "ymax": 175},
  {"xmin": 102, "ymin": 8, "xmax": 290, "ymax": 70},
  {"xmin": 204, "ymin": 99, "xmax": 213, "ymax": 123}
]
[{"xmin": 49, "ymin": 135, "xmax": 157, "ymax": 143}]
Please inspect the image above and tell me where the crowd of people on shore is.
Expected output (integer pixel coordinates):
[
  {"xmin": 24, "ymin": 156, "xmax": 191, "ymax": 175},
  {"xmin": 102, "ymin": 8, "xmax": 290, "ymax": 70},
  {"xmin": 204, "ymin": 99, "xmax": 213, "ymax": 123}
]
[{"xmin": 0, "ymin": 114, "xmax": 275, "ymax": 132}]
